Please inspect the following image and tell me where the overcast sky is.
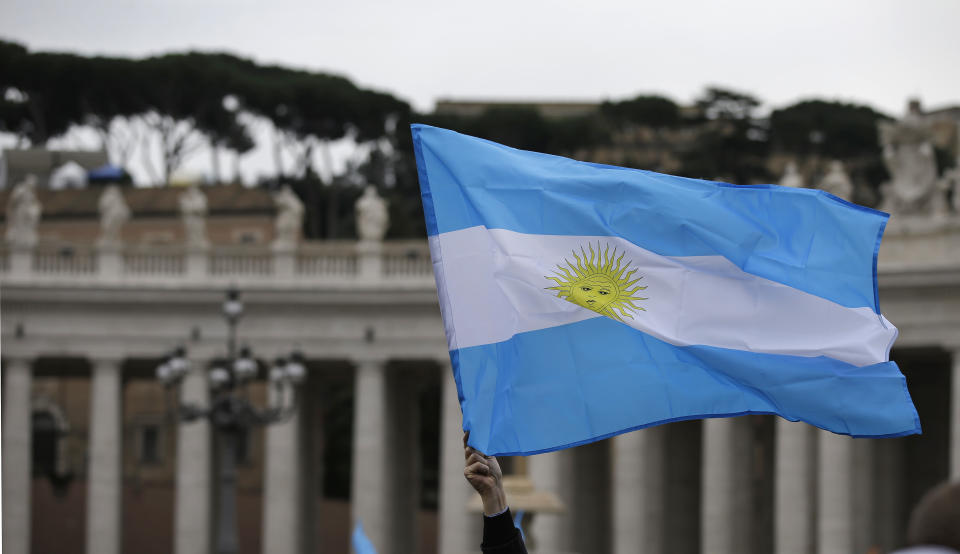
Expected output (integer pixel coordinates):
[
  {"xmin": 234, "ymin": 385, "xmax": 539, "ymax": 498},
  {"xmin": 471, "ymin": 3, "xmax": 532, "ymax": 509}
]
[
  {"xmin": 2, "ymin": 0, "xmax": 959, "ymax": 183},
  {"xmin": 3, "ymin": 0, "xmax": 959, "ymax": 114}
]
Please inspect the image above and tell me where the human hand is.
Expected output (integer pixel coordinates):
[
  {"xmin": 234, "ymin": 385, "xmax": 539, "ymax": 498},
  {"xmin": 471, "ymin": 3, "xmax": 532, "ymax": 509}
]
[{"xmin": 463, "ymin": 432, "xmax": 507, "ymax": 516}]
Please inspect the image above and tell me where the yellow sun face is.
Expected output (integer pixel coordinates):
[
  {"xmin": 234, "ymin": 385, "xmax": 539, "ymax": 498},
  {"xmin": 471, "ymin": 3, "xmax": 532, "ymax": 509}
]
[
  {"xmin": 545, "ymin": 242, "xmax": 648, "ymax": 322},
  {"xmin": 568, "ymin": 274, "xmax": 618, "ymax": 311}
]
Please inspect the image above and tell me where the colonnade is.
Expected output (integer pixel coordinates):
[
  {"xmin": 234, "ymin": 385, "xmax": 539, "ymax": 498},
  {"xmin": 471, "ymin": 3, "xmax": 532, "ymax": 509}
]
[
  {"xmin": 1, "ymin": 355, "xmax": 470, "ymax": 554},
  {"xmin": 3, "ymin": 349, "xmax": 959, "ymax": 554}
]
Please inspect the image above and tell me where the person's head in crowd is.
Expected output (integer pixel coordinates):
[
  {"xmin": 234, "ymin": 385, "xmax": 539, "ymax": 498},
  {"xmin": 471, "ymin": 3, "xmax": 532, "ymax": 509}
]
[{"xmin": 906, "ymin": 480, "xmax": 960, "ymax": 550}]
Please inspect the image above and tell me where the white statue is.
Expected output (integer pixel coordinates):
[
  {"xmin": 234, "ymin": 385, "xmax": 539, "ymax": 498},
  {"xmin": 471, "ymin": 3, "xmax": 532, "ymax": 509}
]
[
  {"xmin": 819, "ymin": 160, "xmax": 853, "ymax": 200},
  {"xmin": 879, "ymin": 119, "xmax": 946, "ymax": 216},
  {"xmin": 942, "ymin": 156, "xmax": 960, "ymax": 214},
  {"xmin": 273, "ymin": 185, "xmax": 304, "ymax": 249},
  {"xmin": 355, "ymin": 186, "xmax": 389, "ymax": 242},
  {"xmin": 5, "ymin": 175, "xmax": 41, "ymax": 249},
  {"xmin": 178, "ymin": 184, "xmax": 209, "ymax": 248},
  {"xmin": 778, "ymin": 161, "xmax": 805, "ymax": 188},
  {"xmin": 97, "ymin": 186, "xmax": 130, "ymax": 247}
]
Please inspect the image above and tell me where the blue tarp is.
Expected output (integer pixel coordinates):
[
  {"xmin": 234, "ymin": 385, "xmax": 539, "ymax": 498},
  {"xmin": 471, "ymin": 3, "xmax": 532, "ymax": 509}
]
[{"xmin": 87, "ymin": 164, "xmax": 127, "ymax": 181}]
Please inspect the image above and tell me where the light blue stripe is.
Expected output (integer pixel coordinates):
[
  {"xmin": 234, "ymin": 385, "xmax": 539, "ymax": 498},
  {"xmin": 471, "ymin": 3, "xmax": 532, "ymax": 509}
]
[
  {"xmin": 455, "ymin": 317, "xmax": 920, "ymax": 456},
  {"xmin": 412, "ymin": 124, "xmax": 888, "ymax": 312}
]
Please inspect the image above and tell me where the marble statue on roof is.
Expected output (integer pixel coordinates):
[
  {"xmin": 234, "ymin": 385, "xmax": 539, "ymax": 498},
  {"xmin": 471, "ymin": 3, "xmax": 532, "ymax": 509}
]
[
  {"xmin": 5, "ymin": 174, "xmax": 41, "ymax": 249},
  {"xmin": 879, "ymin": 118, "xmax": 947, "ymax": 216},
  {"xmin": 819, "ymin": 160, "xmax": 853, "ymax": 201},
  {"xmin": 273, "ymin": 185, "xmax": 304, "ymax": 250},
  {"xmin": 778, "ymin": 161, "xmax": 805, "ymax": 188},
  {"xmin": 179, "ymin": 183, "xmax": 209, "ymax": 248},
  {"xmin": 942, "ymin": 155, "xmax": 960, "ymax": 214},
  {"xmin": 97, "ymin": 186, "xmax": 130, "ymax": 248},
  {"xmin": 356, "ymin": 185, "xmax": 389, "ymax": 242}
]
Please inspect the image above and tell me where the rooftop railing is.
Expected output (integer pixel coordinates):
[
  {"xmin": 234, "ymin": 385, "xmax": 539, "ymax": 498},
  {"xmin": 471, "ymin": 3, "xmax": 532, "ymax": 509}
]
[
  {"xmin": 3, "ymin": 219, "xmax": 958, "ymax": 289},
  {"xmin": 0, "ymin": 239, "xmax": 435, "ymax": 287}
]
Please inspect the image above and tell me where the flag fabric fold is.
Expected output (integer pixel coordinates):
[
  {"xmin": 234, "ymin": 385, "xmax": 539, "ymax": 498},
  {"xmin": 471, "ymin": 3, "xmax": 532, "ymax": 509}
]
[
  {"xmin": 412, "ymin": 123, "xmax": 920, "ymax": 456},
  {"xmin": 352, "ymin": 521, "xmax": 378, "ymax": 554}
]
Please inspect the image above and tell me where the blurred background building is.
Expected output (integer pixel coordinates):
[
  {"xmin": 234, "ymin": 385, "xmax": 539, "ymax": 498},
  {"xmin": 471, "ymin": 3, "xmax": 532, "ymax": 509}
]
[{"xmin": 1, "ymin": 38, "xmax": 960, "ymax": 554}]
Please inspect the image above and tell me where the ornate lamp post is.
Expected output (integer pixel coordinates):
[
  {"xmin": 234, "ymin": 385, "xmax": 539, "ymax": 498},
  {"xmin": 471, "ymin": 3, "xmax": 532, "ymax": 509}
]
[{"xmin": 156, "ymin": 288, "xmax": 305, "ymax": 554}]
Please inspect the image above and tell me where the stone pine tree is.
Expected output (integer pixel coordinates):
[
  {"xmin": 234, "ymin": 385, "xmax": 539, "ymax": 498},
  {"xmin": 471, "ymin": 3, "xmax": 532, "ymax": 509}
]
[{"xmin": 679, "ymin": 86, "xmax": 771, "ymax": 184}]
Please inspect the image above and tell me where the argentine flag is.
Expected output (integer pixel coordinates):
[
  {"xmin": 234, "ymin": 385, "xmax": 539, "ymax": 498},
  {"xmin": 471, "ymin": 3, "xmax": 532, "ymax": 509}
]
[{"xmin": 412, "ymin": 124, "xmax": 920, "ymax": 456}]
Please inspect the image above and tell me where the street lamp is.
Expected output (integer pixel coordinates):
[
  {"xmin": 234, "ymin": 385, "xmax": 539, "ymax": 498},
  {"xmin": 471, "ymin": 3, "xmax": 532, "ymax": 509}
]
[{"xmin": 156, "ymin": 288, "xmax": 304, "ymax": 554}]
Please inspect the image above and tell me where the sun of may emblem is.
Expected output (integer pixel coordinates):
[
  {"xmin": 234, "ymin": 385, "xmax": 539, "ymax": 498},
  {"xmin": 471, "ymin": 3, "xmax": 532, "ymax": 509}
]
[{"xmin": 545, "ymin": 242, "xmax": 648, "ymax": 322}]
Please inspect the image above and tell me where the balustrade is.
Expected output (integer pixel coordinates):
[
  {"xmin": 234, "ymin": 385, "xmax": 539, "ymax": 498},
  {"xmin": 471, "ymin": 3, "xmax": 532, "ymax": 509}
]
[
  {"xmin": 382, "ymin": 242, "xmax": 432, "ymax": 277},
  {"xmin": 0, "ymin": 240, "xmax": 439, "ymax": 285},
  {"xmin": 210, "ymin": 247, "xmax": 273, "ymax": 276},
  {"xmin": 32, "ymin": 244, "xmax": 97, "ymax": 275},
  {"xmin": 296, "ymin": 244, "xmax": 358, "ymax": 277},
  {"xmin": 123, "ymin": 246, "xmax": 186, "ymax": 275}
]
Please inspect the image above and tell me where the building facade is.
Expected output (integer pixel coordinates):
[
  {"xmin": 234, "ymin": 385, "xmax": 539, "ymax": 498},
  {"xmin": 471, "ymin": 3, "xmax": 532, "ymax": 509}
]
[{"xmin": 2, "ymin": 108, "xmax": 960, "ymax": 554}]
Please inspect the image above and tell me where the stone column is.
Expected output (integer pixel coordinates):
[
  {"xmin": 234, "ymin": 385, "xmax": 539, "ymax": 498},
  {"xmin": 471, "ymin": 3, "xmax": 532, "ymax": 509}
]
[
  {"xmin": 262, "ymin": 382, "xmax": 304, "ymax": 554},
  {"xmin": 851, "ymin": 439, "xmax": 876, "ymax": 554},
  {"xmin": 351, "ymin": 358, "xmax": 390, "ymax": 553},
  {"xmin": 86, "ymin": 358, "xmax": 124, "ymax": 554},
  {"xmin": 701, "ymin": 417, "xmax": 752, "ymax": 554},
  {"xmin": 817, "ymin": 431, "xmax": 854, "ymax": 554},
  {"xmin": 2, "ymin": 357, "xmax": 32, "ymax": 554},
  {"xmin": 384, "ymin": 368, "xmax": 421, "ymax": 554},
  {"xmin": 663, "ymin": 420, "xmax": 702, "ymax": 554},
  {"xmin": 570, "ymin": 440, "xmax": 612, "ymax": 554},
  {"xmin": 775, "ymin": 419, "xmax": 815, "ymax": 554},
  {"xmin": 952, "ymin": 348, "xmax": 960, "ymax": 481},
  {"xmin": 613, "ymin": 427, "xmax": 666, "ymax": 554},
  {"xmin": 175, "ymin": 363, "xmax": 212, "ymax": 554},
  {"xmin": 438, "ymin": 361, "xmax": 481, "ymax": 554},
  {"xmin": 528, "ymin": 449, "xmax": 573, "ymax": 552}
]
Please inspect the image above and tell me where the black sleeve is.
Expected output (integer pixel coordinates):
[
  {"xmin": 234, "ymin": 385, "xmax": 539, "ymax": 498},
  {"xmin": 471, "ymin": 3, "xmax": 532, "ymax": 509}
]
[{"xmin": 481, "ymin": 509, "xmax": 528, "ymax": 554}]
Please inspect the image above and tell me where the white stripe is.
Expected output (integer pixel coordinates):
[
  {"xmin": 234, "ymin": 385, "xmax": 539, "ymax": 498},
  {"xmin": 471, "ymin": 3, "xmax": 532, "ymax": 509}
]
[{"xmin": 429, "ymin": 226, "xmax": 897, "ymax": 367}]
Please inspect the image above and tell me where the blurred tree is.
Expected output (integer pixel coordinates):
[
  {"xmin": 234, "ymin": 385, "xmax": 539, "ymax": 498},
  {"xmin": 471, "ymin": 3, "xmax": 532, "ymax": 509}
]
[
  {"xmin": 694, "ymin": 86, "xmax": 762, "ymax": 121},
  {"xmin": 0, "ymin": 42, "xmax": 407, "ymax": 184},
  {"xmin": 0, "ymin": 41, "xmax": 409, "ymax": 238},
  {"xmin": 2, "ymin": 40, "xmax": 906, "ymax": 233},
  {"xmin": 680, "ymin": 86, "xmax": 771, "ymax": 184},
  {"xmin": 545, "ymin": 114, "xmax": 610, "ymax": 153},
  {"xmin": 0, "ymin": 41, "xmax": 38, "ymax": 144},
  {"xmin": 136, "ymin": 53, "xmax": 247, "ymax": 183},
  {"xmin": 0, "ymin": 43, "xmax": 93, "ymax": 143},
  {"xmin": 80, "ymin": 56, "xmax": 148, "ymax": 166},
  {"xmin": 601, "ymin": 95, "xmax": 681, "ymax": 128},
  {"xmin": 468, "ymin": 107, "xmax": 552, "ymax": 151},
  {"xmin": 360, "ymin": 105, "xmax": 612, "ymax": 239},
  {"xmin": 770, "ymin": 100, "xmax": 891, "ymax": 205},
  {"xmin": 240, "ymin": 64, "xmax": 409, "ymax": 237},
  {"xmin": 769, "ymin": 100, "xmax": 890, "ymax": 159}
]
